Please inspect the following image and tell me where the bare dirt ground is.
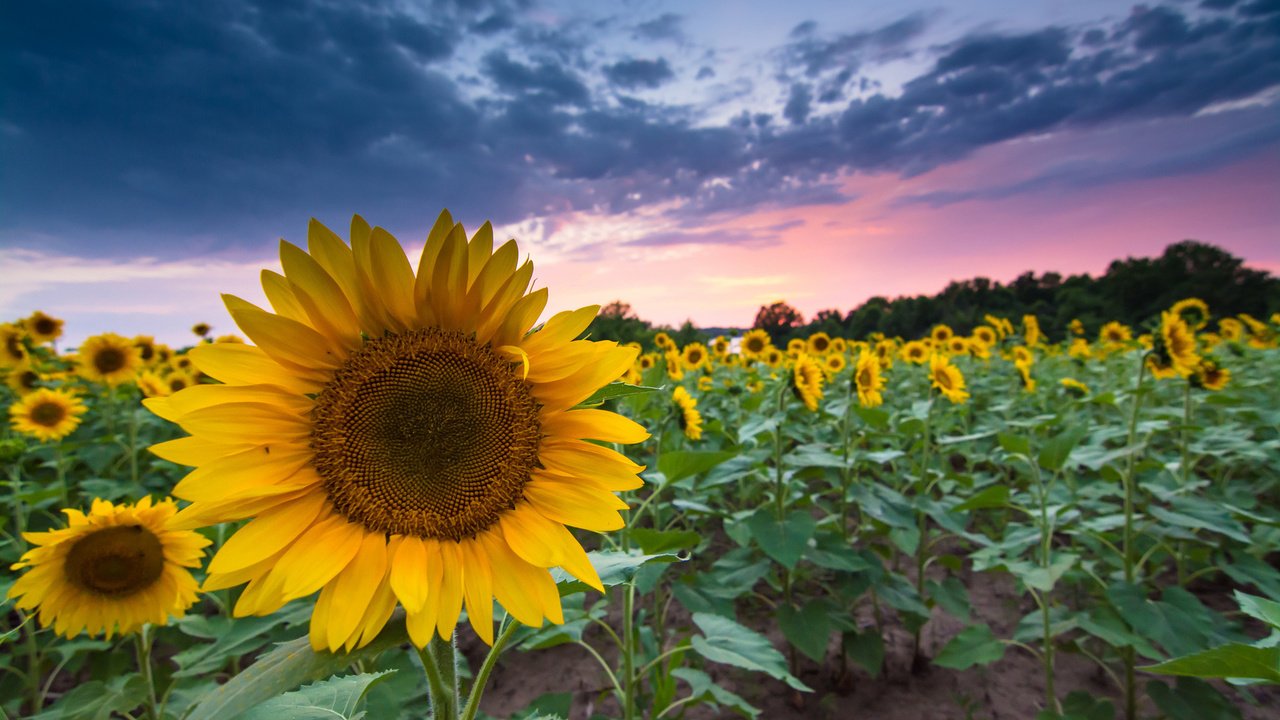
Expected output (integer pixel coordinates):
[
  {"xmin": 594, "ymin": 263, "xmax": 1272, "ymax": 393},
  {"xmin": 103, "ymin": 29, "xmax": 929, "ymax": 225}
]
[{"xmin": 473, "ymin": 564, "xmax": 1278, "ymax": 720}]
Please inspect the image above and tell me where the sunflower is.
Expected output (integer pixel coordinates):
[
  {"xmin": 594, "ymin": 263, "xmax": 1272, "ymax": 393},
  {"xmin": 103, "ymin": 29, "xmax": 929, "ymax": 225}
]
[
  {"xmin": 1191, "ymin": 357, "xmax": 1230, "ymax": 391},
  {"xmin": 711, "ymin": 336, "xmax": 729, "ymax": 357},
  {"xmin": 947, "ymin": 336, "xmax": 970, "ymax": 357},
  {"xmin": 5, "ymin": 360, "xmax": 43, "ymax": 396},
  {"xmin": 824, "ymin": 352, "xmax": 846, "ymax": 377},
  {"xmin": 930, "ymin": 325, "xmax": 953, "ymax": 344},
  {"xmin": 1060, "ymin": 378, "xmax": 1089, "ymax": 398},
  {"xmin": 146, "ymin": 212, "xmax": 646, "ymax": 651},
  {"xmin": 1158, "ymin": 311, "xmax": 1200, "ymax": 377},
  {"xmin": 1022, "ymin": 315, "xmax": 1043, "ymax": 347},
  {"xmin": 807, "ymin": 332, "xmax": 832, "ymax": 355},
  {"xmin": 929, "ymin": 354, "xmax": 969, "ymax": 404},
  {"xmin": 1217, "ymin": 318, "xmax": 1243, "ymax": 342},
  {"xmin": 763, "ymin": 347, "xmax": 785, "ymax": 368},
  {"xmin": 1146, "ymin": 353, "xmax": 1179, "ymax": 380},
  {"xmin": 215, "ymin": 334, "xmax": 246, "ymax": 344},
  {"xmin": 1239, "ymin": 313, "xmax": 1276, "ymax": 349},
  {"xmin": 1170, "ymin": 298, "xmax": 1210, "ymax": 331},
  {"xmin": 740, "ymin": 329, "xmax": 771, "ymax": 359},
  {"xmin": 77, "ymin": 333, "xmax": 142, "ymax": 386},
  {"xmin": 25, "ymin": 311, "xmax": 64, "ymax": 344},
  {"xmin": 192, "ymin": 323, "xmax": 211, "ymax": 338},
  {"xmin": 133, "ymin": 335, "xmax": 158, "ymax": 364},
  {"xmin": 1, "ymin": 323, "xmax": 28, "ymax": 368},
  {"xmin": 875, "ymin": 340, "xmax": 896, "ymax": 370},
  {"xmin": 790, "ymin": 353, "xmax": 824, "ymax": 411},
  {"xmin": 829, "ymin": 337, "xmax": 847, "ymax": 356},
  {"xmin": 1015, "ymin": 360, "xmax": 1036, "ymax": 393},
  {"xmin": 136, "ymin": 370, "xmax": 171, "ymax": 398},
  {"xmin": 1099, "ymin": 322, "xmax": 1132, "ymax": 346},
  {"xmin": 983, "ymin": 315, "xmax": 1007, "ymax": 340},
  {"xmin": 854, "ymin": 351, "xmax": 884, "ymax": 408},
  {"xmin": 697, "ymin": 375, "xmax": 714, "ymax": 392},
  {"xmin": 1067, "ymin": 338, "xmax": 1092, "ymax": 359},
  {"xmin": 900, "ymin": 340, "xmax": 929, "ymax": 365},
  {"xmin": 8, "ymin": 497, "xmax": 209, "ymax": 638},
  {"xmin": 672, "ymin": 386, "xmax": 703, "ymax": 441},
  {"xmin": 1011, "ymin": 345, "xmax": 1034, "ymax": 367},
  {"xmin": 786, "ymin": 338, "xmax": 805, "ymax": 357},
  {"xmin": 10, "ymin": 388, "xmax": 87, "ymax": 442},
  {"xmin": 653, "ymin": 331, "xmax": 674, "ymax": 351},
  {"xmin": 664, "ymin": 349, "xmax": 685, "ymax": 381},
  {"xmin": 682, "ymin": 343, "xmax": 709, "ymax": 371},
  {"xmin": 1068, "ymin": 319, "xmax": 1085, "ymax": 337},
  {"xmin": 972, "ymin": 326, "xmax": 997, "ymax": 348},
  {"xmin": 638, "ymin": 352, "xmax": 658, "ymax": 371}
]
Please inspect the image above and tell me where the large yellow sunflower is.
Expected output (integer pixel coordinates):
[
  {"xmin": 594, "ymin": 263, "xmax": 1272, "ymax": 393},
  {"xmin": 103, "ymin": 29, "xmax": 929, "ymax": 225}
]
[
  {"xmin": 77, "ymin": 333, "xmax": 142, "ymax": 386},
  {"xmin": 672, "ymin": 386, "xmax": 703, "ymax": 441},
  {"xmin": 740, "ymin": 329, "xmax": 771, "ymax": 359},
  {"xmin": 790, "ymin": 353, "xmax": 824, "ymax": 411},
  {"xmin": 854, "ymin": 350, "xmax": 884, "ymax": 408},
  {"xmin": 929, "ymin": 354, "xmax": 969, "ymax": 404},
  {"xmin": 25, "ymin": 311, "xmax": 64, "ymax": 345},
  {"xmin": 8, "ymin": 497, "xmax": 209, "ymax": 638},
  {"xmin": 1158, "ymin": 310, "xmax": 1200, "ymax": 377},
  {"xmin": 9, "ymin": 388, "xmax": 87, "ymax": 442},
  {"xmin": 146, "ymin": 212, "xmax": 646, "ymax": 652}
]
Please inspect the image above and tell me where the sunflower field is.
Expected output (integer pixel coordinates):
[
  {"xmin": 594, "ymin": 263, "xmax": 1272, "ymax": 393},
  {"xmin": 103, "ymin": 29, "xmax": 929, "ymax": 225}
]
[{"xmin": 2, "ymin": 214, "xmax": 1279, "ymax": 720}]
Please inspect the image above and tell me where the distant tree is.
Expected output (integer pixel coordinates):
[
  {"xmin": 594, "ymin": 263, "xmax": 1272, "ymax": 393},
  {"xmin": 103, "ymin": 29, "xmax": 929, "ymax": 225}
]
[
  {"xmin": 754, "ymin": 301, "xmax": 805, "ymax": 340},
  {"xmin": 673, "ymin": 319, "xmax": 706, "ymax": 347},
  {"xmin": 588, "ymin": 300, "xmax": 652, "ymax": 345}
]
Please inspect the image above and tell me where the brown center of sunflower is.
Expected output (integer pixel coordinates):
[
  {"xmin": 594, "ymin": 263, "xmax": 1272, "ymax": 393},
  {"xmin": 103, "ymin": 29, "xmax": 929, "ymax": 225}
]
[
  {"xmin": 858, "ymin": 367, "xmax": 872, "ymax": 388},
  {"xmin": 687, "ymin": 349, "xmax": 703, "ymax": 364},
  {"xmin": 138, "ymin": 343, "xmax": 155, "ymax": 361},
  {"xmin": 17, "ymin": 370, "xmax": 39, "ymax": 391},
  {"xmin": 93, "ymin": 348, "xmax": 126, "ymax": 375},
  {"xmin": 30, "ymin": 401, "xmax": 66, "ymax": 427},
  {"xmin": 65, "ymin": 525, "xmax": 165, "ymax": 597},
  {"xmin": 311, "ymin": 328, "xmax": 541, "ymax": 541},
  {"xmin": 812, "ymin": 337, "xmax": 829, "ymax": 353},
  {"xmin": 34, "ymin": 318, "xmax": 57, "ymax": 336},
  {"xmin": 934, "ymin": 367, "xmax": 954, "ymax": 390},
  {"xmin": 4, "ymin": 336, "xmax": 23, "ymax": 361}
]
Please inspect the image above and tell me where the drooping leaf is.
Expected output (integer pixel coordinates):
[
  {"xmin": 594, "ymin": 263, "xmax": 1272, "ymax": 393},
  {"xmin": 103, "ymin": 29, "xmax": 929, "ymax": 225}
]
[
  {"xmin": 237, "ymin": 671, "xmax": 395, "ymax": 720},
  {"xmin": 689, "ymin": 613, "xmax": 811, "ymax": 691},
  {"xmin": 932, "ymin": 624, "xmax": 1006, "ymax": 670}
]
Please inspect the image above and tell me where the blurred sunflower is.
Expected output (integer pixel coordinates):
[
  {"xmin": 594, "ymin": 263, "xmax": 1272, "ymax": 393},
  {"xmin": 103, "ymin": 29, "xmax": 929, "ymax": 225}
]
[
  {"xmin": 1191, "ymin": 357, "xmax": 1230, "ymax": 391},
  {"xmin": 9, "ymin": 388, "xmax": 86, "ymax": 442},
  {"xmin": 900, "ymin": 340, "xmax": 929, "ymax": 365},
  {"xmin": 807, "ymin": 332, "xmax": 832, "ymax": 355},
  {"xmin": 763, "ymin": 347, "xmax": 785, "ymax": 368},
  {"xmin": 165, "ymin": 372, "xmax": 194, "ymax": 394},
  {"xmin": 1067, "ymin": 338, "xmax": 1093, "ymax": 359},
  {"xmin": 147, "ymin": 212, "xmax": 645, "ymax": 651},
  {"xmin": 972, "ymin": 326, "xmax": 997, "ymax": 348},
  {"xmin": 929, "ymin": 354, "xmax": 969, "ymax": 404},
  {"xmin": 77, "ymin": 333, "xmax": 141, "ymax": 386},
  {"xmin": 1, "ymin": 324, "xmax": 28, "ymax": 368},
  {"xmin": 1099, "ymin": 321, "xmax": 1132, "ymax": 346},
  {"xmin": 1011, "ymin": 345, "xmax": 1034, "ymax": 366},
  {"xmin": 1157, "ymin": 311, "xmax": 1200, "ymax": 376},
  {"xmin": 930, "ymin": 325, "xmax": 953, "ymax": 344},
  {"xmin": 665, "ymin": 349, "xmax": 685, "ymax": 381},
  {"xmin": 1015, "ymin": 360, "xmax": 1036, "ymax": 393},
  {"xmin": 697, "ymin": 375, "xmax": 714, "ymax": 392},
  {"xmin": 1023, "ymin": 315, "xmax": 1043, "ymax": 347},
  {"xmin": 875, "ymin": 339, "xmax": 896, "ymax": 370},
  {"xmin": 136, "ymin": 370, "xmax": 171, "ymax": 398},
  {"xmin": 215, "ymin": 334, "xmax": 245, "ymax": 344},
  {"xmin": 1068, "ymin": 319, "xmax": 1085, "ymax": 337},
  {"xmin": 7, "ymin": 497, "xmax": 209, "ymax": 638},
  {"xmin": 1060, "ymin": 378, "xmax": 1089, "ymax": 398},
  {"xmin": 1217, "ymin": 317, "xmax": 1243, "ymax": 342},
  {"xmin": 791, "ymin": 353, "xmax": 824, "ymax": 411},
  {"xmin": 682, "ymin": 342, "xmax": 709, "ymax": 371},
  {"xmin": 740, "ymin": 329, "xmax": 771, "ymax": 359},
  {"xmin": 947, "ymin": 336, "xmax": 970, "ymax": 357},
  {"xmin": 1170, "ymin": 298, "xmax": 1210, "ymax": 331},
  {"xmin": 1146, "ymin": 354, "xmax": 1178, "ymax": 380},
  {"xmin": 711, "ymin": 336, "xmax": 729, "ymax": 357},
  {"xmin": 653, "ymin": 331, "xmax": 674, "ymax": 351},
  {"xmin": 983, "ymin": 314, "xmax": 1008, "ymax": 340},
  {"xmin": 854, "ymin": 351, "xmax": 884, "ymax": 408},
  {"xmin": 829, "ymin": 337, "xmax": 847, "ymax": 356},
  {"xmin": 133, "ymin": 335, "xmax": 157, "ymax": 365},
  {"xmin": 5, "ymin": 360, "xmax": 42, "ymax": 396},
  {"xmin": 672, "ymin": 386, "xmax": 703, "ymax": 441},
  {"xmin": 638, "ymin": 352, "xmax": 658, "ymax": 371},
  {"xmin": 191, "ymin": 323, "xmax": 211, "ymax": 338},
  {"xmin": 786, "ymin": 338, "xmax": 806, "ymax": 357},
  {"xmin": 25, "ymin": 311, "xmax": 64, "ymax": 344},
  {"xmin": 824, "ymin": 352, "xmax": 846, "ymax": 377}
]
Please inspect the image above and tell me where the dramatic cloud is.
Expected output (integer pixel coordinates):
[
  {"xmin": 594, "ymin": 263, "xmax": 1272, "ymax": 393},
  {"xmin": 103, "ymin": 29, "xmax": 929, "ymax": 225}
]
[{"xmin": 603, "ymin": 58, "xmax": 676, "ymax": 90}]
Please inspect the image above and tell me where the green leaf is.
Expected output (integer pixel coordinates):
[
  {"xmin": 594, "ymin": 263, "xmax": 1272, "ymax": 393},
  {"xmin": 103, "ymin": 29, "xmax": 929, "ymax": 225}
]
[
  {"xmin": 997, "ymin": 432, "xmax": 1031, "ymax": 457},
  {"xmin": 743, "ymin": 509, "xmax": 815, "ymax": 570},
  {"xmin": 1142, "ymin": 644, "xmax": 1280, "ymax": 682},
  {"xmin": 552, "ymin": 550, "xmax": 683, "ymax": 594},
  {"xmin": 186, "ymin": 615, "xmax": 413, "ymax": 720},
  {"xmin": 689, "ymin": 613, "xmax": 812, "ymax": 691},
  {"xmin": 1036, "ymin": 691, "xmax": 1115, "ymax": 720},
  {"xmin": 1146, "ymin": 678, "xmax": 1242, "ymax": 720},
  {"xmin": 927, "ymin": 576, "xmax": 972, "ymax": 622},
  {"xmin": 936, "ymin": 430, "xmax": 998, "ymax": 445},
  {"xmin": 845, "ymin": 629, "xmax": 885, "ymax": 676},
  {"xmin": 952, "ymin": 485, "xmax": 1010, "ymax": 512},
  {"xmin": 238, "ymin": 671, "xmax": 395, "ymax": 720},
  {"xmin": 1038, "ymin": 424, "xmax": 1088, "ymax": 471},
  {"xmin": 628, "ymin": 528, "xmax": 702, "ymax": 555},
  {"xmin": 932, "ymin": 624, "xmax": 1006, "ymax": 670},
  {"xmin": 1236, "ymin": 591, "xmax": 1280, "ymax": 630},
  {"xmin": 658, "ymin": 450, "xmax": 737, "ymax": 483},
  {"xmin": 174, "ymin": 603, "xmax": 311, "ymax": 677},
  {"xmin": 33, "ymin": 675, "xmax": 148, "ymax": 720},
  {"xmin": 577, "ymin": 381, "xmax": 661, "ymax": 407},
  {"xmin": 670, "ymin": 667, "xmax": 760, "ymax": 719},
  {"xmin": 778, "ymin": 600, "xmax": 832, "ymax": 663}
]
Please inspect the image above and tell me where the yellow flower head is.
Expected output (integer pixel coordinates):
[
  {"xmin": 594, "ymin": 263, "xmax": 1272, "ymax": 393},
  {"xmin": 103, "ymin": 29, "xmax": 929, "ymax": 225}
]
[
  {"xmin": 786, "ymin": 337, "xmax": 806, "ymax": 357},
  {"xmin": 77, "ymin": 333, "xmax": 142, "ymax": 386},
  {"xmin": 1, "ymin": 323, "xmax": 29, "ymax": 368},
  {"xmin": 972, "ymin": 326, "xmax": 997, "ymax": 348},
  {"xmin": 672, "ymin": 385, "xmax": 703, "ymax": 441},
  {"xmin": 1191, "ymin": 357, "xmax": 1230, "ymax": 391},
  {"xmin": 875, "ymin": 339, "xmax": 897, "ymax": 370},
  {"xmin": 1099, "ymin": 321, "xmax": 1132, "ymax": 346},
  {"xmin": 824, "ymin": 352, "xmax": 847, "ymax": 377},
  {"xmin": 25, "ymin": 311, "xmax": 64, "ymax": 344},
  {"xmin": 1060, "ymin": 378, "xmax": 1089, "ymax": 398},
  {"xmin": 1067, "ymin": 338, "xmax": 1093, "ymax": 359},
  {"xmin": 740, "ymin": 329, "xmax": 772, "ymax": 359},
  {"xmin": 763, "ymin": 347, "xmax": 785, "ymax": 368},
  {"xmin": 697, "ymin": 375, "xmax": 714, "ymax": 392},
  {"xmin": 8, "ymin": 497, "xmax": 210, "ymax": 638},
  {"xmin": 930, "ymin": 324, "xmax": 953, "ymax": 344},
  {"xmin": 1146, "ymin": 353, "xmax": 1179, "ymax": 380},
  {"xmin": 900, "ymin": 340, "xmax": 929, "ymax": 365},
  {"xmin": 682, "ymin": 342, "xmax": 709, "ymax": 371},
  {"xmin": 133, "ymin": 335, "xmax": 158, "ymax": 365},
  {"xmin": 135, "ymin": 370, "xmax": 171, "ymax": 398},
  {"xmin": 653, "ymin": 331, "xmax": 674, "ymax": 351},
  {"xmin": 5, "ymin": 360, "xmax": 43, "ymax": 396},
  {"xmin": 1011, "ymin": 345, "xmax": 1034, "ymax": 366},
  {"xmin": 191, "ymin": 323, "xmax": 211, "ymax": 338},
  {"xmin": 1158, "ymin": 310, "xmax": 1200, "ymax": 377},
  {"xmin": 638, "ymin": 352, "xmax": 658, "ymax": 371},
  {"xmin": 1068, "ymin": 319, "xmax": 1085, "ymax": 336},
  {"xmin": 1170, "ymin": 298, "xmax": 1210, "ymax": 331},
  {"xmin": 983, "ymin": 314, "xmax": 1008, "ymax": 340},
  {"xmin": 9, "ymin": 388, "xmax": 87, "ymax": 442},
  {"xmin": 929, "ymin": 354, "xmax": 969, "ymax": 404},
  {"xmin": 854, "ymin": 350, "xmax": 885, "ymax": 408},
  {"xmin": 807, "ymin": 332, "xmax": 832, "ymax": 355},
  {"xmin": 790, "ymin": 353, "xmax": 824, "ymax": 411},
  {"xmin": 829, "ymin": 337, "xmax": 848, "ymax": 356},
  {"xmin": 1217, "ymin": 317, "xmax": 1243, "ymax": 342},
  {"xmin": 145, "ymin": 212, "xmax": 647, "ymax": 651},
  {"xmin": 1022, "ymin": 315, "xmax": 1042, "ymax": 347},
  {"xmin": 947, "ymin": 336, "xmax": 970, "ymax": 357},
  {"xmin": 711, "ymin": 336, "xmax": 729, "ymax": 356},
  {"xmin": 665, "ymin": 349, "xmax": 685, "ymax": 380},
  {"xmin": 1015, "ymin": 360, "xmax": 1036, "ymax": 393}
]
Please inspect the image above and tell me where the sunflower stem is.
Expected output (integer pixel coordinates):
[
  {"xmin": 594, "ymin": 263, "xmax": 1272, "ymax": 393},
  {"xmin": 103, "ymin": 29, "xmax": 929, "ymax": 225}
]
[
  {"xmin": 1120, "ymin": 352, "xmax": 1149, "ymax": 720},
  {"xmin": 460, "ymin": 617, "xmax": 518, "ymax": 720},
  {"xmin": 134, "ymin": 625, "xmax": 159, "ymax": 720},
  {"xmin": 912, "ymin": 394, "xmax": 934, "ymax": 665},
  {"xmin": 419, "ymin": 636, "xmax": 459, "ymax": 720},
  {"xmin": 621, "ymin": 580, "xmax": 638, "ymax": 720},
  {"xmin": 54, "ymin": 444, "xmax": 68, "ymax": 508},
  {"xmin": 127, "ymin": 403, "xmax": 140, "ymax": 487}
]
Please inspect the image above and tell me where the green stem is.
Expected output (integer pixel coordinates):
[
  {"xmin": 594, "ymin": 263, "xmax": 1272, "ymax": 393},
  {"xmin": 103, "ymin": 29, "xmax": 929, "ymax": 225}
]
[
  {"xmin": 10, "ymin": 463, "xmax": 43, "ymax": 716},
  {"xmin": 127, "ymin": 405, "xmax": 140, "ymax": 487},
  {"xmin": 1120, "ymin": 353, "xmax": 1149, "ymax": 720},
  {"xmin": 912, "ymin": 395, "xmax": 934, "ymax": 661},
  {"xmin": 134, "ymin": 626, "xmax": 159, "ymax": 720},
  {"xmin": 460, "ymin": 618, "xmax": 519, "ymax": 720},
  {"xmin": 839, "ymin": 378, "xmax": 857, "ymax": 541},
  {"xmin": 418, "ymin": 636, "xmax": 459, "ymax": 720},
  {"xmin": 54, "ymin": 445, "xmax": 68, "ymax": 508},
  {"xmin": 622, "ymin": 582, "xmax": 637, "ymax": 720},
  {"xmin": 773, "ymin": 383, "xmax": 788, "ymax": 523},
  {"xmin": 1180, "ymin": 380, "xmax": 1191, "ymax": 486}
]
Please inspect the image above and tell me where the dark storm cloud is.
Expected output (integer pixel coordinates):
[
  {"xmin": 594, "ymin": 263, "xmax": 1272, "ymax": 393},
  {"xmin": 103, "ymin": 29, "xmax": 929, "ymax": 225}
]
[
  {"xmin": 603, "ymin": 58, "xmax": 676, "ymax": 90},
  {"xmin": 2, "ymin": 0, "xmax": 1278, "ymax": 255}
]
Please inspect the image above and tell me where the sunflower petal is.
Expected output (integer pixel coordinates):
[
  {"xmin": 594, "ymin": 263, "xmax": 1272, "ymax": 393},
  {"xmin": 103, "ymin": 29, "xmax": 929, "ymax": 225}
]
[
  {"xmin": 189, "ymin": 343, "xmax": 323, "ymax": 395},
  {"xmin": 459, "ymin": 540, "xmax": 494, "ymax": 645},
  {"xmin": 542, "ymin": 409, "xmax": 650, "ymax": 444}
]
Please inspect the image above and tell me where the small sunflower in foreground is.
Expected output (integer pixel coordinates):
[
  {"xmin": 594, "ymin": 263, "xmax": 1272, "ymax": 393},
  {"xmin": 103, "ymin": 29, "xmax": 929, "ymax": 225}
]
[
  {"xmin": 854, "ymin": 351, "xmax": 884, "ymax": 408},
  {"xmin": 25, "ymin": 311, "xmax": 64, "ymax": 344},
  {"xmin": 8, "ymin": 497, "xmax": 209, "ymax": 638},
  {"xmin": 929, "ymin": 354, "xmax": 969, "ymax": 404},
  {"xmin": 147, "ymin": 212, "xmax": 646, "ymax": 652},
  {"xmin": 791, "ymin": 353, "xmax": 824, "ymax": 411},
  {"xmin": 77, "ymin": 333, "xmax": 142, "ymax": 386},
  {"xmin": 9, "ymin": 388, "xmax": 87, "ymax": 442},
  {"xmin": 740, "ymin": 329, "xmax": 771, "ymax": 359},
  {"xmin": 672, "ymin": 386, "xmax": 703, "ymax": 441}
]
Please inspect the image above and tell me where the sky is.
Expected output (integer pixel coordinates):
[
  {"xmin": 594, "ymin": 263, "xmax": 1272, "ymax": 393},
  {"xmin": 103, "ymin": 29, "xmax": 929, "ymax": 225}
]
[{"xmin": 2, "ymin": 0, "xmax": 1278, "ymax": 347}]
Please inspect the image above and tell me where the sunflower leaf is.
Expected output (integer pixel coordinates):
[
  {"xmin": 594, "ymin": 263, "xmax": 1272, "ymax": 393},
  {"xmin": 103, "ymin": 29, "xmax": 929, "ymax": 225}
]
[
  {"xmin": 575, "ymin": 382, "xmax": 662, "ymax": 408},
  {"xmin": 551, "ymin": 550, "xmax": 684, "ymax": 595},
  {"xmin": 237, "ymin": 671, "xmax": 396, "ymax": 720}
]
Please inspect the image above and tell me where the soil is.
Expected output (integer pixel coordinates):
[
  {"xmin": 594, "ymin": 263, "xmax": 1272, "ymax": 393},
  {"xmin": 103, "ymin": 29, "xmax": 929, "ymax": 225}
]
[{"xmin": 471, "ymin": 561, "xmax": 1279, "ymax": 720}]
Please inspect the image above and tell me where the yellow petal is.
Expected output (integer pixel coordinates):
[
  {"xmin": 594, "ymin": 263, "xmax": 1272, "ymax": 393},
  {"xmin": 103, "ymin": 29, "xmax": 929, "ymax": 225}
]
[
  {"xmin": 434, "ymin": 541, "xmax": 465, "ymax": 641},
  {"xmin": 223, "ymin": 294, "xmax": 341, "ymax": 374},
  {"xmin": 260, "ymin": 270, "xmax": 310, "ymax": 324},
  {"xmin": 389, "ymin": 535, "xmax": 432, "ymax": 613},
  {"xmin": 166, "ymin": 383, "xmax": 313, "ymax": 418},
  {"xmin": 173, "ymin": 443, "xmax": 314, "ymax": 501},
  {"xmin": 368, "ymin": 226, "xmax": 417, "ymax": 330},
  {"xmin": 175, "ymin": 402, "xmax": 310, "ymax": 445},
  {"xmin": 468, "ymin": 239, "xmax": 519, "ymax": 310},
  {"xmin": 459, "ymin": 539, "xmax": 494, "ymax": 645},
  {"xmin": 466, "ymin": 221, "xmax": 494, "ymax": 289},
  {"xmin": 189, "ymin": 343, "xmax": 323, "ymax": 395},
  {"xmin": 478, "ymin": 530, "xmax": 549, "ymax": 628},
  {"xmin": 524, "ymin": 480, "xmax": 627, "ymax": 532},
  {"xmin": 522, "ymin": 306, "xmax": 599, "ymax": 356},
  {"xmin": 263, "ymin": 514, "xmax": 364, "ymax": 601},
  {"xmin": 413, "ymin": 210, "xmax": 456, "ymax": 322},
  {"xmin": 308, "ymin": 218, "xmax": 376, "ymax": 331},
  {"xmin": 321, "ymin": 531, "xmax": 389, "ymax": 651},
  {"xmin": 542, "ymin": 409, "xmax": 650, "ymax": 444},
  {"xmin": 206, "ymin": 491, "xmax": 327, "ymax": 575},
  {"xmin": 493, "ymin": 287, "xmax": 548, "ymax": 348},
  {"xmin": 279, "ymin": 240, "xmax": 361, "ymax": 351}
]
